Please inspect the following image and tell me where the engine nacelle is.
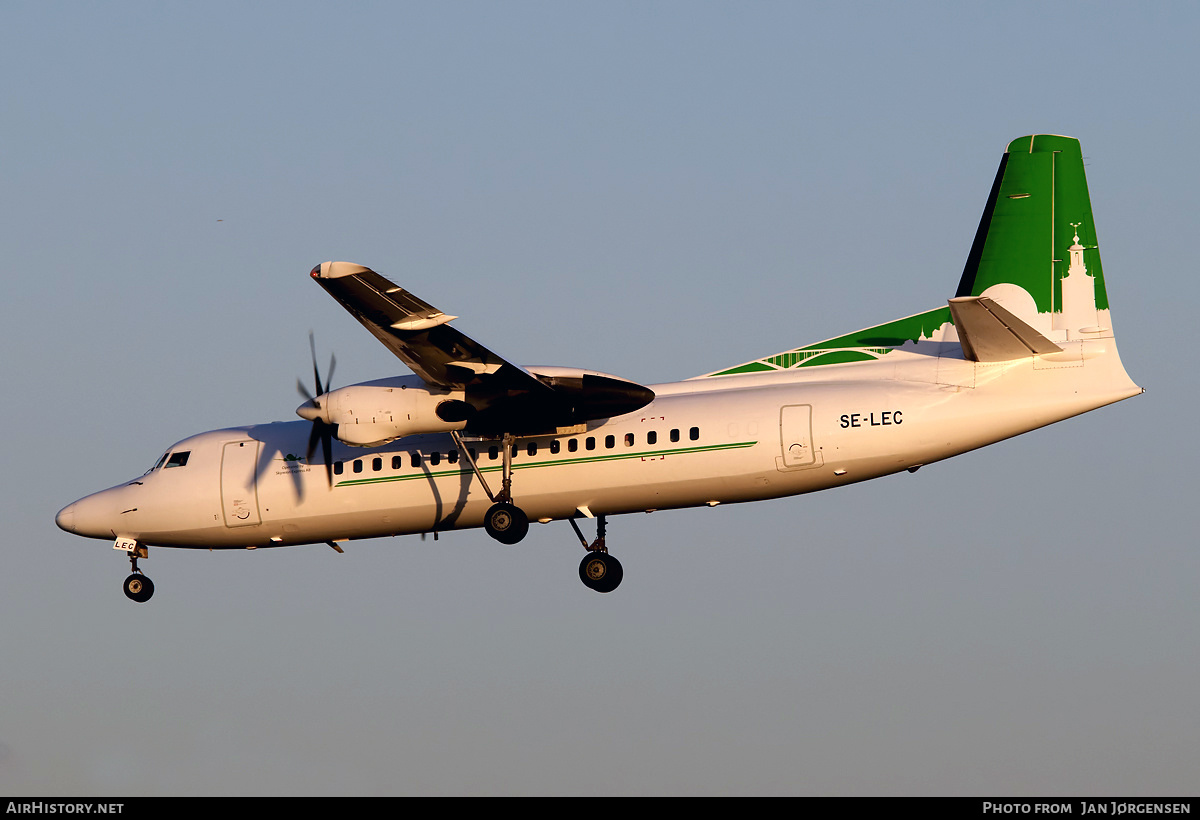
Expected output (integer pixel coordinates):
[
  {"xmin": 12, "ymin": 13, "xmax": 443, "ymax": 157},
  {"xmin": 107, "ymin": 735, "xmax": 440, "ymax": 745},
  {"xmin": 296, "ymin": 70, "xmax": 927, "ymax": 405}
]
[{"xmin": 300, "ymin": 376, "xmax": 468, "ymax": 447}]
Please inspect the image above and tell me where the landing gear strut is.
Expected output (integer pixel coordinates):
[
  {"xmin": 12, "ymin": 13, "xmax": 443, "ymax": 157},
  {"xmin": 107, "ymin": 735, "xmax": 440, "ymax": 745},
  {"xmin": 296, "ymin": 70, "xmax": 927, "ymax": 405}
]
[
  {"xmin": 570, "ymin": 514, "xmax": 623, "ymax": 593},
  {"xmin": 123, "ymin": 547, "xmax": 154, "ymax": 603},
  {"xmin": 449, "ymin": 432, "xmax": 623, "ymax": 591},
  {"xmin": 453, "ymin": 431, "xmax": 530, "ymax": 545}
]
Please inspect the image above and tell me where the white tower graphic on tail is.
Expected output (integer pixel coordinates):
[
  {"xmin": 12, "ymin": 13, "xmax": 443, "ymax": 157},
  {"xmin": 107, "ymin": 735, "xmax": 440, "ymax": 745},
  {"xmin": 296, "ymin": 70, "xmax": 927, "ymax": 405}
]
[{"xmin": 1055, "ymin": 222, "xmax": 1100, "ymax": 339}]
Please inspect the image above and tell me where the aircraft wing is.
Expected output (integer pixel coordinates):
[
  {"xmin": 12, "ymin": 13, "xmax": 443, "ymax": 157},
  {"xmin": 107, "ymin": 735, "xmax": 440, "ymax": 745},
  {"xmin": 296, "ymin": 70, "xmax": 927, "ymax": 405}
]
[
  {"xmin": 310, "ymin": 261, "xmax": 542, "ymax": 391},
  {"xmin": 309, "ymin": 262, "xmax": 654, "ymax": 434}
]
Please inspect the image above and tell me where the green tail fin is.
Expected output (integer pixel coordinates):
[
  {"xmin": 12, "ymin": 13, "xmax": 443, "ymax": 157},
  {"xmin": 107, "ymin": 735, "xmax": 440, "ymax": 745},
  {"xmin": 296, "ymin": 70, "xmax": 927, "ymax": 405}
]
[
  {"xmin": 701, "ymin": 135, "xmax": 1114, "ymax": 379},
  {"xmin": 957, "ymin": 134, "xmax": 1109, "ymax": 327}
]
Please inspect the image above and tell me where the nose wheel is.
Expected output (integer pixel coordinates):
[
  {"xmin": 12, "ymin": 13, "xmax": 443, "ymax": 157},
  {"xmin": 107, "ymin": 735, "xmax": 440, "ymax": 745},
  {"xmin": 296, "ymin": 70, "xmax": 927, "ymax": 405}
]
[
  {"xmin": 122, "ymin": 544, "xmax": 155, "ymax": 603},
  {"xmin": 123, "ymin": 572, "xmax": 155, "ymax": 603}
]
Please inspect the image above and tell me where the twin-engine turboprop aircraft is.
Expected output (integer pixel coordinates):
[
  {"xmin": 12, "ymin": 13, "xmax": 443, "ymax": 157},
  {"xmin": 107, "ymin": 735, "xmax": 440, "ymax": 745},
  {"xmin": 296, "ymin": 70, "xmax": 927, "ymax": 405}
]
[{"xmin": 56, "ymin": 135, "xmax": 1141, "ymax": 601}]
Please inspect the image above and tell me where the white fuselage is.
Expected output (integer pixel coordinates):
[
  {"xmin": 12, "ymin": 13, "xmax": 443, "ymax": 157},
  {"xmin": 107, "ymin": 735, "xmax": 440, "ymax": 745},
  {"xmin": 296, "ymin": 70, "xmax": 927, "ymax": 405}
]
[{"xmin": 57, "ymin": 340, "xmax": 1140, "ymax": 551}]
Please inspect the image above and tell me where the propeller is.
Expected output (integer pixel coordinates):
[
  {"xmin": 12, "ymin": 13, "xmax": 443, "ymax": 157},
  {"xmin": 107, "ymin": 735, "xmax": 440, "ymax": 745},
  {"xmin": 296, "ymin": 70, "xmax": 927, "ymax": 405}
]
[{"xmin": 296, "ymin": 332, "xmax": 337, "ymax": 488}]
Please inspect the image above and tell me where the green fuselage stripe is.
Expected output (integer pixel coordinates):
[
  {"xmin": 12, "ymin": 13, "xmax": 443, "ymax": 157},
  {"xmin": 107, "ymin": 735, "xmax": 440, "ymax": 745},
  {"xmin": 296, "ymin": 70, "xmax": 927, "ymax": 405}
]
[{"xmin": 332, "ymin": 440, "xmax": 759, "ymax": 488}]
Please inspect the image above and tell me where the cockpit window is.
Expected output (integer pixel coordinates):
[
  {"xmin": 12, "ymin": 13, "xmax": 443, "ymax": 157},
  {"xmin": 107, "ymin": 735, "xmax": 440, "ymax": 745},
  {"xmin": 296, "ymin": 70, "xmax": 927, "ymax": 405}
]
[
  {"xmin": 146, "ymin": 452, "xmax": 170, "ymax": 474},
  {"xmin": 164, "ymin": 451, "xmax": 191, "ymax": 468}
]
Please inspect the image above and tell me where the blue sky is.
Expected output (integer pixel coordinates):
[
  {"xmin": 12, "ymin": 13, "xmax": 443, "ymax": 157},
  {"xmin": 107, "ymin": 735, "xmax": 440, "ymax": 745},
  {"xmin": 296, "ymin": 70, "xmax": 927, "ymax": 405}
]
[{"xmin": 3, "ymin": 1, "xmax": 1196, "ymax": 795}]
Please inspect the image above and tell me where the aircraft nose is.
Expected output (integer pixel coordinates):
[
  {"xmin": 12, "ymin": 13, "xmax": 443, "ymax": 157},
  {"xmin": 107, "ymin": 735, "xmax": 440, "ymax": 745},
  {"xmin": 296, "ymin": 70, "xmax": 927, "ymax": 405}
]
[
  {"xmin": 55, "ymin": 488, "xmax": 127, "ymax": 539},
  {"xmin": 55, "ymin": 502, "xmax": 77, "ymax": 533}
]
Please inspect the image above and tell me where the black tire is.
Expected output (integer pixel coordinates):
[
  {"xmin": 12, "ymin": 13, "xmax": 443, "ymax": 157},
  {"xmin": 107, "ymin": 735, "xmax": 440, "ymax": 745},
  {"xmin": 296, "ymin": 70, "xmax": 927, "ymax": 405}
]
[
  {"xmin": 123, "ymin": 573, "xmax": 155, "ymax": 603},
  {"xmin": 484, "ymin": 502, "xmax": 529, "ymax": 545},
  {"xmin": 579, "ymin": 552, "xmax": 623, "ymax": 593}
]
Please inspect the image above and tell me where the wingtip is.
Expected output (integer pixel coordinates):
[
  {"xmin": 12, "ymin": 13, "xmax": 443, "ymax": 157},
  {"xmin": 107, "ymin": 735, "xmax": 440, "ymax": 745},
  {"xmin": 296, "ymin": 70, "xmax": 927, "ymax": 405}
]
[{"xmin": 311, "ymin": 261, "xmax": 374, "ymax": 280}]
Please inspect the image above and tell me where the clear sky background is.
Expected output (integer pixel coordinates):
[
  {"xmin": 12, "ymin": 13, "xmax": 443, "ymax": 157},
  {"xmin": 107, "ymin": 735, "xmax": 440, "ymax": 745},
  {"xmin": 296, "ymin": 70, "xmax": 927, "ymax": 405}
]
[{"xmin": 3, "ymin": 1, "xmax": 1195, "ymax": 796}]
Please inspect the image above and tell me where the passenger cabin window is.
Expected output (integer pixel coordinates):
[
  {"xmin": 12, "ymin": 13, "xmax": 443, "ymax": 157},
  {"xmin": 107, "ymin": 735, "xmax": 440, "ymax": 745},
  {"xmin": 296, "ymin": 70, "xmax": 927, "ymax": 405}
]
[
  {"xmin": 605, "ymin": 435, "xmax": 615, "ymax": 449},
  {"xmin": 568, "ymin": 439, "xmax": 578, "ymax": 453},
  {"xmin": 550, "ymin": 440, "xmax": 560, "ymax": 455},
  {"xmin": 353, "ymin": 460, "xmax": 363, "ymax": 474},
  {"xmin": 690, "ymin": 427, "xmax": 700, "ymax": 441},
  {"xmin": 670, "ymin": 429, "xmax": 680, "ymax": 442},
  {"xmin": 647, "ymin": 431, "xmax": 657, "ymax": 445},
  {"xmin": 372, "ymin": 457, "xmax": 382, "ymax": 472},
  {"xmin": 392, "ymin": 456, "xmax": 403, "ymax": 470},
  {"xmin": 334, "ymin": 461, "xmax": 344, "ymax": 476},
  {"xmin": 624, "ymin": 433, "xmax": 634, "ymax": 447},
  {"xmin": 165, "ymin": 451, "xmax": 190, "ymax": 468}
]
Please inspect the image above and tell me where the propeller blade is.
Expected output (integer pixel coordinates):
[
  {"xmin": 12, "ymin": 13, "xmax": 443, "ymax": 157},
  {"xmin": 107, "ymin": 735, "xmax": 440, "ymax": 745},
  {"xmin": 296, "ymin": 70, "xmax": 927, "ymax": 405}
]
[
  {"xmin": 299, "ymin": 333, "xmax": 338, "ymax": 489},
  {"xmin": 309, "ymin": 331, "xmax": 324, "ymax": 395},
  {"xmin": 303, "ymin": 418, "xmax": 336, "ymax": 489},
  {"xmin": 320, "ymin": 421, "xmax": 334, "ymax": 487},
  {"xmin": 306, "ymin": 420, "xmax": 322, "ymax": 462}
]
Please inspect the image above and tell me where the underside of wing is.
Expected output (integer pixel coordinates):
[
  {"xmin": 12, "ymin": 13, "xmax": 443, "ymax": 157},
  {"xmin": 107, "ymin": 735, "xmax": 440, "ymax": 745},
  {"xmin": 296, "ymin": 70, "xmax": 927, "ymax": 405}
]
[
  {"xmin": 309, "ymin": 262, "xmax": 654, "ymax": 435},
  {"xmin": 310, "ymin": 262, "xmax": 520, "ymax": 389}
]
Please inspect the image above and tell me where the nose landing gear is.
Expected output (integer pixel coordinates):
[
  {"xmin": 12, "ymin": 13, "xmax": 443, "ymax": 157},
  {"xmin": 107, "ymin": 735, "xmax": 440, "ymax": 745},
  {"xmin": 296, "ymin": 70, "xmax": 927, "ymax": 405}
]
[
  {"xmin": 123, "ymin": 572, "xmax": 154, "ymax": 603},
  {"xmin": 121, "ymin": 542, "xmax": 154, "ymax": 603}
]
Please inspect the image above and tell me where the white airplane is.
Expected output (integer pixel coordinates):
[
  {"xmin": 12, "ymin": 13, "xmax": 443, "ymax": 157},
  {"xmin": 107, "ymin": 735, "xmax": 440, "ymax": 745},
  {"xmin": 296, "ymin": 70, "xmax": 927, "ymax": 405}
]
[{"xmin": 56, "ymin": 134, "xmax": 1141, "ymax": 602}]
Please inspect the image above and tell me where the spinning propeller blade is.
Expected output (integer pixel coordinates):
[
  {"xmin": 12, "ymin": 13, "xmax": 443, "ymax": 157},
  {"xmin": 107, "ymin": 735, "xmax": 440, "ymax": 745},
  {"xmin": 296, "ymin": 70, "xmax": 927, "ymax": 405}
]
[{"xmin": 297, "ymin": 332, "xmax": 337, "ymax": 488}]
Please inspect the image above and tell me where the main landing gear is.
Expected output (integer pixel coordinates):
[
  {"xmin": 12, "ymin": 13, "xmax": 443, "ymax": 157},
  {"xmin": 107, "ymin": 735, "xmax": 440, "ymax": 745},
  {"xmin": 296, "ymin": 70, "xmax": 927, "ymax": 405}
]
[
  {"xmin": 451, "ymin": 432, "xmax": 623, "ymax": 592},
  {"xmin": 453, "ymin": 431, "xmax": 530, "ymax": 545},
  {"xmin": 570, "ymin": 514, "xmax": 623, "ymax": 593},
  {"xmin": 123, "ymin": 545, "xmax": 154, "ymax": 603},
  {"xmin": 483, "ymin": 501, "xmax": 528, "ymax": 545}
]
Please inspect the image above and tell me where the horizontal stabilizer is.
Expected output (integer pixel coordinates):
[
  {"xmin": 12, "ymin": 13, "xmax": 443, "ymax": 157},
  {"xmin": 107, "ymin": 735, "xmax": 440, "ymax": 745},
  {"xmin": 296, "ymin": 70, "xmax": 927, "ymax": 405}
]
[{"xmin": 948, "ymin": 296, "xmax": 1062, "ymax": 362}]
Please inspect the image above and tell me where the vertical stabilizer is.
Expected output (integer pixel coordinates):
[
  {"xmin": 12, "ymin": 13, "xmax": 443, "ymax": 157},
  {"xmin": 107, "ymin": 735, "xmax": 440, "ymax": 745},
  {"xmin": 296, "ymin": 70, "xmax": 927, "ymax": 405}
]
[
  {"xmin": 700, "ymin": 135, "xmax": 1134, "ymax": 381},
  {"xmin": 956, "ymin": 134, "xmax": 1111, "ymax": 342}
]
